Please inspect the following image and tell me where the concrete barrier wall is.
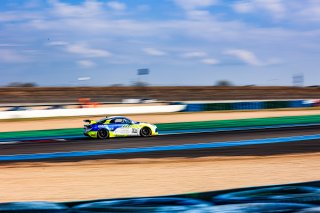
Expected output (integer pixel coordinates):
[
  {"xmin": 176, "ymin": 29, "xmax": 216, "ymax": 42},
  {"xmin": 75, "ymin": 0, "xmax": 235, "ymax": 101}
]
[
  {"xmin": 184, "ymin": 100, "xmax": 319, "ymax": 112},
  {"xmin": 1, "ymin": 99, "xmax": 318, "ymax": 119},
  {"xmin": 0, "ymin": 105, "xmax": 186, "ymax": 120}
]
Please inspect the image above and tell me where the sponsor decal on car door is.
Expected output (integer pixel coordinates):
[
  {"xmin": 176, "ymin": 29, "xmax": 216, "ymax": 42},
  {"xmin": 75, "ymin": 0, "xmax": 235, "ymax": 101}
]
[{"xmin": 112, "ymin": 124, "xmax": 128, "ymax": 136}]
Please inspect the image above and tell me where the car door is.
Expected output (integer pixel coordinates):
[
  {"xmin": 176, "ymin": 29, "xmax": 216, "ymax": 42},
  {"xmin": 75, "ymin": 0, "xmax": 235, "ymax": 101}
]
[
  {"xmin": 111, "ymin": 118, "xmax": 131, "ymax": 136},
  {"xmin": 123, "ymin": 118, "xmax": 140, "ymax": 136},
  {"xmin": 107, "ymin": 118, "xmax": 122, "ymax": 135}
]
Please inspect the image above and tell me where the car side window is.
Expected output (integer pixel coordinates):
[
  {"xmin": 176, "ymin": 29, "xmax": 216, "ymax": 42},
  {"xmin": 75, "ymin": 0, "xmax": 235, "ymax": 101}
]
[
  {"xmin": 123, "ymin": 118, "xmax": 132, "ymax": 124},
  {"xmin": 109, "ymin": 118, "xmax": 131, "ymax": 124},
  {"xmin": 114, "ymin": 118, "xmax": 123, "ymax": 124}
]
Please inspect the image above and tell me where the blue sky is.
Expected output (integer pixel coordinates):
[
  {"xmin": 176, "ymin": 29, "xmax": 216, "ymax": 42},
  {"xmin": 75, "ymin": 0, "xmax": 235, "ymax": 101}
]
[{"xmin": 0, "ymin": 0, "xmax": 320, "ymax": 86}]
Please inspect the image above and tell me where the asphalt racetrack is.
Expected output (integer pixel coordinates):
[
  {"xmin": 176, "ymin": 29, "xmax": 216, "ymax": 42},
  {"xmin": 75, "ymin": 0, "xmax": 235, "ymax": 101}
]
[{"xmin": 1, "ymin": 125, "xmax": 320, "ymax": 162}]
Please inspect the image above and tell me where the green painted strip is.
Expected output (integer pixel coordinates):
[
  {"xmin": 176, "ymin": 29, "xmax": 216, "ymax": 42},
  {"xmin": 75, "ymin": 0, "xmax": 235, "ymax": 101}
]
[
  {"xmin": 0, "ymin": 128, "xmax": 81, "ymax": 140},
  {"xmin": 1, "ymin": 114, "xmax": 320, "ymax": 140},
  {"xmin": 156, "ymin": 114, "xmax": 320, "ymax": 131}
]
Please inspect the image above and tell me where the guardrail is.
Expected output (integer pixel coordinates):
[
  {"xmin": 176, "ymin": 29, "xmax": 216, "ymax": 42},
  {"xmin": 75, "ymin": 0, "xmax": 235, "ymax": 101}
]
[
  {"xmin": 0, "ymin": 105, "xmax": 186, "ymax": 120},
  {"xmin": 184, "ymin": 99, "xmax": 319, "ymax": 112}
]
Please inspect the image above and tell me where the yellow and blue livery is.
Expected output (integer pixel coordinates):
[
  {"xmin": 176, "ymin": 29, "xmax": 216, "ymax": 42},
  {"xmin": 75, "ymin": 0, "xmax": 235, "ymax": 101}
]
[{"xmin": 83, "ymin": 116, "xmax": 158, "ymax": 139}]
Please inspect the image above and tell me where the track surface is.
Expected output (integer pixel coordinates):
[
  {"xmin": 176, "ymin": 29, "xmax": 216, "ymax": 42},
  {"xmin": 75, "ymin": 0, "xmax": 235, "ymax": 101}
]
[{"xmin": 1, "ymin": 125, "xmax": 320, "ymax": 162}]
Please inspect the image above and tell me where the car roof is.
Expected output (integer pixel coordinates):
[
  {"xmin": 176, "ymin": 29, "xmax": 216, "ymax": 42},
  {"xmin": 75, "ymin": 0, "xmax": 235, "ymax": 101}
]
[{"xmin": 106, "ymin": 116, "xmax": 129, "ymax": 119}]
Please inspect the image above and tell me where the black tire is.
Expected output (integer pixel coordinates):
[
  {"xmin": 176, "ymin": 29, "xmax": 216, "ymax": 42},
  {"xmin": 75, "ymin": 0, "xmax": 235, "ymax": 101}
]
[
  {"xmin": 97, "ymin": 129, "xmax": 109, "ymax": 139},
  {"xmin": 140, "ymin": 127, "xmax": 152, "ymax": 137}
]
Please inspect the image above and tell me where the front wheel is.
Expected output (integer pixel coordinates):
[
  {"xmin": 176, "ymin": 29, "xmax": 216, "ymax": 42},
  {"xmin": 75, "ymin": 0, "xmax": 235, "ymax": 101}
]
[
  {"xmin": 140, "ymin": 127, "xmax": 152, "ymax": 137},
  {"xmin": 97, "ymin": 129, "xmax": 109, "ymax": 139}
]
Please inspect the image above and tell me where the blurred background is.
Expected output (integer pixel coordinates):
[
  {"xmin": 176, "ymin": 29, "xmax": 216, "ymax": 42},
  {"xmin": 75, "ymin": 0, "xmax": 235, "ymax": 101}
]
[
  {"xmin": 1, "ymin": 0, "xmax": 319, "ymax": 111},
  {"xmin": 0, "ymin": 0, "xmax": 320, "ymax": 88},
  {"xmin": 1, "ymin": 1, "xmax": 320, "ymax": 212}
]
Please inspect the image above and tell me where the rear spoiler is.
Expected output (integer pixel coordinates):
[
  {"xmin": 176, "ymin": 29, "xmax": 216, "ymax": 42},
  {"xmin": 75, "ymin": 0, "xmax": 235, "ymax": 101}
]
[{"xmin": 83, "ymin": 119, "xmax": 96, "ymax": 124}]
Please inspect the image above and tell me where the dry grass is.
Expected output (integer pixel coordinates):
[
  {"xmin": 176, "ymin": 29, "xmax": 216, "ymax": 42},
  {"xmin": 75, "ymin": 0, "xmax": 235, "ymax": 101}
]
[{"xmin": 0, "ymin": 153, "xmax": 319, "ymax": 202}]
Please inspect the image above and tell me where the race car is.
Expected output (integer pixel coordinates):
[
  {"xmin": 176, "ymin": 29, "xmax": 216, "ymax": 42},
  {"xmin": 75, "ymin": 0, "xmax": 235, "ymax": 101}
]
[{"xmin": 83, "ymin": 116, "xmax": 158, "ymax": 139}]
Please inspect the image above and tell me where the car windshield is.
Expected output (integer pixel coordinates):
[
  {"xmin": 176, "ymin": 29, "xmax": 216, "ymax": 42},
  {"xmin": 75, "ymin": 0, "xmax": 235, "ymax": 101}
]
[{"xmin": 124, "ymin": 118, "xmax": 133, "ymax": 124}]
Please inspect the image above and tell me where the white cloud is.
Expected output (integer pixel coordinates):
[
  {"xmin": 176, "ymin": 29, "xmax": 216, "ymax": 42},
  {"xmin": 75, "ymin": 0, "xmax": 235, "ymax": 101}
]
[
  {"xmin": 262, "ymin": 0, "xmax": 285, "ymax": 15},
  {"xmin": 78, "ymin": 76, "xmax": 91, "ymax": 81},
  {"xmin": 0, "ymin": 43, "xmax": 24, "ymax": 47},
  {"xmin": 174, "ymin": 0, "xmax": 217, "ymax": 19},
  {"xmin": 185, "ymin": 9, "xmax": 212, "ymax": 20},
  {"xmin": 224, "ymin": 49, "xmax": 262, "ymax": 66},
  {"xmin": 107, "ymin": 1, "xmax": 126, "ymax": 11},
  {"xmin": 174, "ymin": 0, "xmax": 218, "ymax": 10},
  {"xmin": 233, "ymin": 0, "xmax": 286, "ymax": 19},
  {"xmin": 182, "ymin": 51, "xmax": 207, "ymax": 58},
  {"xmin": 0, "ymin": 11, "xmax": 40, "ymax": 22},
  {"xmin": 233, "ymin": 2, "xmax": 252, "ymax": 13},
  {"xmin": 298, "ymin": 1, "xmax": 320, "ymax": 22},
  {"xmin": 47, "ymin": 41, "xmax": 68, "ymax": 46},
  {"xmin": 0, "ymin": 0, "xmax": 318, "ymax": 86},
  {"xmin": 49, "ymin": 0, "xmax": 103, "ymax": 18},
  {"xmin": 78, "ymin": 60, "xmax": 96, "ymax": 68},
  {"xmin": 201, "ymin": 58, "xmax": 219, "ymax": 65},
  {"xmin": 143, "ymin": 48, "xmax": 167, "ymax": 56},
  {"xmin": 0, "ymin": 49, "xmax": 29, "ymax": 63},
  {"xmin": 66, "ymin": 43, "xmax": 112, "ymax": 58}
]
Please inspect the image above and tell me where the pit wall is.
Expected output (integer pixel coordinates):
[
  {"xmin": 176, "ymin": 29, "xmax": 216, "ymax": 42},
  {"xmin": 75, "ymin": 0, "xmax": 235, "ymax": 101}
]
[{"xmin": 0, "ymin": 105, "xmax": 186, "ymax": 120}]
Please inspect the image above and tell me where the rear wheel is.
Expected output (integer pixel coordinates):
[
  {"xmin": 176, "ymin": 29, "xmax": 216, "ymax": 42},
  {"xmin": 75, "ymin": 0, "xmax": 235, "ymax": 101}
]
[
  {"xmin": 97, "ymin": 129, "xmax": 109, "ymax": 139},
  {"xmin": 140, "ymin": 127, "xmax": 152, "ymax": 137}
]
